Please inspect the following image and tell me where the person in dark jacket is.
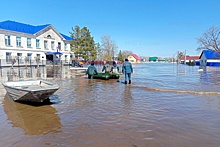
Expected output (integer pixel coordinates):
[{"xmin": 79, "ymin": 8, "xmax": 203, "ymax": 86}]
[
  {"xmin": 122, "ymin": 58, "xmax": 133, "ymax": 84},
  {"xmin": 110, "ymin": 61, "xmax": 119, "ymax": 73},
  {"xmin": 86, "ymin": 61, "xmax": 98, "ymax": 79}
]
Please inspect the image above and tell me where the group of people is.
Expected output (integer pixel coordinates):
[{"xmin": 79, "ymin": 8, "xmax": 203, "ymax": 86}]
[
  {"xmin": 86, "ymin": 59, "xmax": 133, "ymax": 84},
  {"xmin": 72, "ymin": 59, "xmax": 84, "ymax": 67}
]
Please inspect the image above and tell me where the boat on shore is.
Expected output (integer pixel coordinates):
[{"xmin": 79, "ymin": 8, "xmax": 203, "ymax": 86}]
[{"xmin": 2, "ymin": 79, "xmax": 59, "ymax": 103}]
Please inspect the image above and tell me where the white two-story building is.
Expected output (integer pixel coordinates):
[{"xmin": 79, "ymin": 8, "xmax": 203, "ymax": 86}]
[{"xmin": 0, "ymin": 20, "xmax": 73, "ymax": 67}]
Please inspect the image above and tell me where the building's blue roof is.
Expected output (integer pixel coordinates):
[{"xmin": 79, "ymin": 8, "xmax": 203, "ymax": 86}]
[
  {"xmin": 60, "ymin": 33, "xmax": 73, "ymax": 41},
  {"xmin": 0, "ymin": 20, "xmax": 73, "ymax": 40},
  {"xmin": 201, "ymin": 50, "xmax": 220, "ymax": 59},
  {"xmin": 0, "ymin": 20, "xmax": 50, "ymax": 34}
]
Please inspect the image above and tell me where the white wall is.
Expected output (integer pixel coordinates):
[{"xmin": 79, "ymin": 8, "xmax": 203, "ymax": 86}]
[
  {"xmin": 0, "ymin": 26, "xmax": 72, "ymax": 66},
  {"xmin": 200, "ymin": 53, "xmax": 207, "ymax": 66}
]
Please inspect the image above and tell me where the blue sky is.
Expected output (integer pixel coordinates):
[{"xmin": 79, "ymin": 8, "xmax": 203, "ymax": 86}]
[{"xmin": 1, "ymin": 0, "xmax": 220, "ymax": 57}]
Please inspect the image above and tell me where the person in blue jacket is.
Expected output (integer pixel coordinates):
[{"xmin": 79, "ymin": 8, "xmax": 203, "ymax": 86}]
[
  {"xmin": 86, "ymin": 61, "xmax": 98, "ymax": 79},
  {"xmin": 110, "ymin": 61, "xmax": 119, "ymax": 73},
  {"xmin": 122, "ymin": 58, "xmax": 133, "ymax": 84}
]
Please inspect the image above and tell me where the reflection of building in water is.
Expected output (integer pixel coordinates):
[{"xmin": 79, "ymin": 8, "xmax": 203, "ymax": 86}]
[
  {"xmin": 46, "ymin": 66, "xmax": 75, "ymax": 79},
  {"xmin": 0, "ymin": 66, "xmax": 75, "ymax": 81},
  {"xmin": 199, "ymin": 66, "xmax": 220, "ymax": 85},
  {"xmin": 0, "ymin": 67, "xmax": 47, "ymax": 82},
  {"xmin": 3, "ymin": 95, "xmax": 61, "ymax": 135}
]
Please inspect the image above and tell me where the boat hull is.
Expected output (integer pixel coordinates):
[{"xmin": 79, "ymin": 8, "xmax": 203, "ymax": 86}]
[{"xmin": 2, "ymin": 79, "xmax": 59, "ymax": 103}]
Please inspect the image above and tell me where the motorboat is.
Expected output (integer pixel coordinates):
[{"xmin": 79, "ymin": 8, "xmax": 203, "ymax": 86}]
[{"xmin": 2, "ymin": 79, "xmax": 59, "ymax": 103}]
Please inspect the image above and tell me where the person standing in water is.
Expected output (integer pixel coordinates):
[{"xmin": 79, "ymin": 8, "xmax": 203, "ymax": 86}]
[
  {"xmin": 110, "ymin": 61, "xmax": 119, "ymax": 74},
  {"xmin": 102, "ymin": 61, "xmax": 110, "ymax": 73},
  {"xmin": 122, "ymin": 58, "xmax": 133, "ymax": 84},
  {"xmin": 86, "ymin": 61, "xmax": 98, "ymax": 79}
]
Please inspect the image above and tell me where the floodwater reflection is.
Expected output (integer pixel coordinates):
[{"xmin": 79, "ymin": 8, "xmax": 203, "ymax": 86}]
[{"xmin": 2, "ymin": 94, "xmax": 61, "ymax": 135}]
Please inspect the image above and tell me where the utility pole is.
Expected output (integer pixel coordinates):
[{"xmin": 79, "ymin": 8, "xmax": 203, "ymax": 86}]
[
  {"xmin": 184, "ymin": 50, "xmax": 186, "ymax": 64},
  {"xmin": 177, "ymin": 51, "xmax": 179, "ymax": 64}
]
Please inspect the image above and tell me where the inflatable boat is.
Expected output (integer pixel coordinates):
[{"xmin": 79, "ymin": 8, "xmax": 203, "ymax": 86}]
[{"xmin": 93, "ymin": 73, "xmax": 120, "ymax": 80}]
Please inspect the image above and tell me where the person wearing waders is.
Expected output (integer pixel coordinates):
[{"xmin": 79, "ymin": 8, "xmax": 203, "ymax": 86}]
[
  {"xmin": 86, "ymin": 61, "xmax": 98, "ymax": 79},
  {"xmin": 110, "ymin": 61, "xmax": 119, "ymax": 73},
  {"xmin": 122, "ymin": 58, "xmax": 133, "ymax": 84},
  {"xmin": 102, "ymin": 61, "xmax": 110, "ymax": 73}
]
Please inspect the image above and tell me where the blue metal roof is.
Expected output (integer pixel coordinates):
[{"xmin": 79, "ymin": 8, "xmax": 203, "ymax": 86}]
[
  {"xmin": 201, "ymin": 50, "xmax": 220, "ymax": 59},
  {"xmin": 0, "ymin": 20, "xmax": 50, "ymax": 34},
  {"xmin": 60, "ymin": 33, "xmax": 73, "ymax": 41},
  {"xmin": 0, "ymin": 20, "xmax": 73, "ymax": 40},
  {"xmin": 45, "ymin": 51, "xmax": 62, "ymax": 55}
]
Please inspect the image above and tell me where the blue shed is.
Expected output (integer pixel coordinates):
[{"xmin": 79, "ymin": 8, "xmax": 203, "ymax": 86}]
[{"xmin": 199, "ymin": 50, "xmax": 220, "ymax": 66}]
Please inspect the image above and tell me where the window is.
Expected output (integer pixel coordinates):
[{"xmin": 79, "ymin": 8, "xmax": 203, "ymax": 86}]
[
  {"xmin": 27, "ymin": 38, "xmax": 31, "ymax": 47},
  {"xmin": 64, "ymin": 43, "xmax": 67, "ymax": 50},
  {"xmin": 51, "ymin": 41, "xmax": 55, "ymax": 50},
  {"xmin": 36, "ymin": 54, "xmax": 40, "ymax": 63},
  {"xmin": 44, "ymin": 40, "xmax": 48, "ymax": 49},
  {"xmin": 27, "ymin": 53, "xmax": 32, "ymax": 62},
  {"xmin": 6, "ymin": 52, "xmax": 11, "ymax": 63},
  {"xmin": 5, "ymin": 36, "xmax": 11, "ymax": 46},
  {"xmin": 16, "ymin": 37, "xmax": 21, "ymax": 46},
  {"xmin": 65, "ymin": 55, "xmax": 68, "ymax": 63},
  {"xmin": 47, "ymin": 35, "xmax": 51, "ymax": 38},
  {"xmin": 17, "ymin": 53, "xmax": 22, "ymax": 62},
  {"xmin": 36, "ymin": 39, "xmax": 40, "ymax": 48},
  {"xmin": 58, "ymin": 42, "xmax": 61, "ymax": 51}
]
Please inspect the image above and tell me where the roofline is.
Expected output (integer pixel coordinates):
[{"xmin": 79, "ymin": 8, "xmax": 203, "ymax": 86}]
[
  {"xmin": 0, "ymin": 28, "xmax": 36, "ymax": 38},
  {"xmin": 34, "ymin": 25, "xmax": 65, "ymax": 40}
]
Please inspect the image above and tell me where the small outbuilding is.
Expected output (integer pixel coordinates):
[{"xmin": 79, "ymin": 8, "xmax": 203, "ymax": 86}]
[
  {"xmin": 128, "ymin": 54, "xmax": 142, "ymax": 63},
  {"xmin": 199, "ymin": 50, "xmax": 220, "ymax": 66},
  {"xmin": 149, "ymin": 57, "xmax": 158, "ymax": 62}
]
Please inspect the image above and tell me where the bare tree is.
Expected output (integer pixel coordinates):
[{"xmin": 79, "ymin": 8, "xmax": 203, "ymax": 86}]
[
  {"xmin": 176, "ymin": 51, "xmax": 184, "ymax": 64},
  {"xmin": 24, "ymin": 56, "xmax": 28, "ymax": 68},
  {"xmin": 122, "ymin": 50, "xmax": 133, "ymax": 59},
  {"xmin": 35, "ymin": 56, "xmax": 40, "ymax": 68},
  {"xmin": 101, "ymin": 35, "xmax": 118, "ymax": 61},
  {"xmin": 9, "ymin": 56, "xmax": 17, "ymax": 68},
  {"xmin": 197, "ymin": 26, "xmax": 220, "ymax": 52}
]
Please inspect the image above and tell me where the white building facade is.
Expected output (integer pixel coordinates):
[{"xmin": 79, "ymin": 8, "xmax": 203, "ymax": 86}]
[{"xmin": 0, "ymin": 20, "xmax": 73, "ymax": 67}]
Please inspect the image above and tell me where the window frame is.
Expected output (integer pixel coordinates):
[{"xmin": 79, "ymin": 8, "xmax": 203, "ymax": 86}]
[
  {"xmin": 6, "ymin": 52, "xmax": 11, "ymax": 63},
  {"xmin": 5, "ymin": 36, "xmax": 11, "ymax": 46},
  {"xmin": 27, "ymin": 38, "xmax": 32, "ymax": 47},
  {"xmin": 36, "ymin": 39, "xmax": 40, "ymax": 48},
  {"xmin": 44, "ymin": 40, "xmax": 48, "ymax": 50},
  {"xmin": 16, "ymin": 37, "xmax": 22, "ymax": 47}
]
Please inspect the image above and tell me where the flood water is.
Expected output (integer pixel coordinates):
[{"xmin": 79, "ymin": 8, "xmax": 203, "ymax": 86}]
[{"xmin": 0, "ymin": 63, "xmax": 220, "ymax": 147}]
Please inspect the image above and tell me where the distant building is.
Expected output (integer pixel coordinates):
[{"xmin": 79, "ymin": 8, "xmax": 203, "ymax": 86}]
[
  {"xmin": 199, "ymin": 50, "xmax": 220, "ymax": 66},
  {"xmin": 0, "ymin": 20, "xmax": 73, "ymax": 67},
  {"xmin": 180, "ymin": 56, "xmax": 200, "ymax": 65},
  {"xmin": 128, "ymin": 54, "xmax": 141, "ymax": 63},
  {"xmin": 149, "ymin": 57, "xmax": 158, "ymax": 62}
]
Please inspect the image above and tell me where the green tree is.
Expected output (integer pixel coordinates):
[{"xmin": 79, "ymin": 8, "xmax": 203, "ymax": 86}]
[
  {"xmin": 118, "ymin": 50, "xmax": 124, "ymax": 61},
  {"xmin": 70, "ymin": 25, "xmax": 96, "ymax": 61}
]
